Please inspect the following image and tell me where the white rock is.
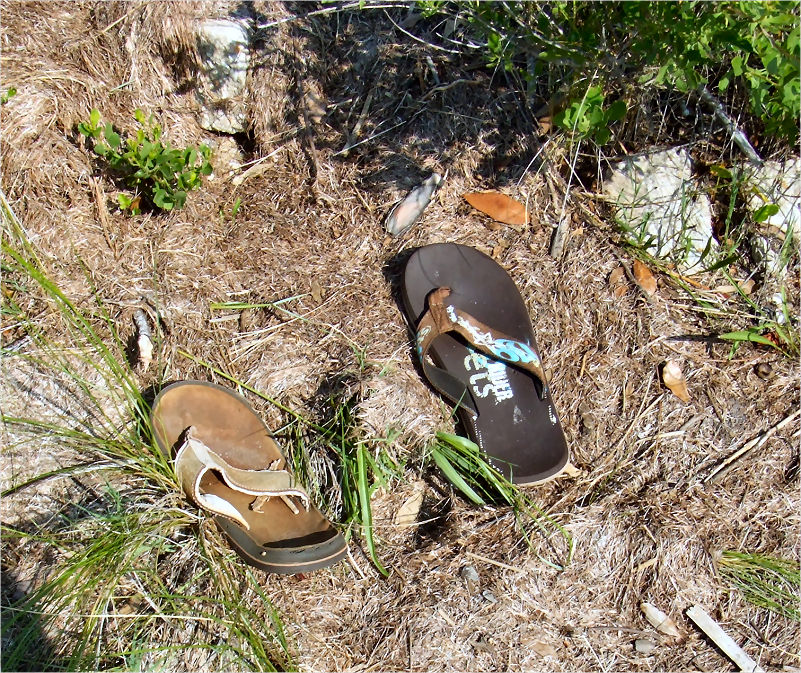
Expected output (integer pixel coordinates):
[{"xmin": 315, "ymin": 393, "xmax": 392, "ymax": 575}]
[
  {"xmin": 744, "ymin": 157, "xmax": 801, "ymax": 278},
  {"xmin": 603, "ymin": 148, "xmax": 716, "ymax": 274},
  {"xmin": 196, "ymin": 18, "xmax": 251, "ymax": 134}
]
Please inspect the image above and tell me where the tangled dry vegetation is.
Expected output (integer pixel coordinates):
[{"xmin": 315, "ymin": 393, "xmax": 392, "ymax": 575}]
[{"xmin": 1, "ymin": 2, "xmax": 799, "ymax": 671}]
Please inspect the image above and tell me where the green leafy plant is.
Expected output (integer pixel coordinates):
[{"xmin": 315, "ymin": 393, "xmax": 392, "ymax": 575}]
[
  {"xmin": 553, "ymin": 86, "xmax": 626, "ymax": 144},
  {"xmin": 78, "ymin": 108, "xmax": 212, "ymax": 214},
  {"xmin": 417, "ymin": 1, "xmax": 800, "ymax": 145},
  {"xmin": 719, "ymin": 550, "xmax": 800, "ymax": 621},
  {"xmin": 1, "ymin": 87, "xmax": 16, "ymax": 105}
]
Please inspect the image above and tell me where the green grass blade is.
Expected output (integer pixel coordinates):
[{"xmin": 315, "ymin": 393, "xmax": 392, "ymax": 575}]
[
  {"xmin": 430, "ymin": 445, "xmax": 486, "ymax": 506},
  {"xmin": 357, "ymin": 445, "xmax": 388, "ymax": 576}
]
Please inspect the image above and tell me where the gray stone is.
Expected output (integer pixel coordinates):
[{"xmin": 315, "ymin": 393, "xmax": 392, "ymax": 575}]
[
  {"xmin": 744, "ymin": 157, "xmax": 801, "ymax": 278},
  {"xmin": 196, "ymin": 18, "xmax": 251, "ymax": 134},
  {"xmin": 603, "ymin": 148, "xmax": 716, "ymax": 275}
]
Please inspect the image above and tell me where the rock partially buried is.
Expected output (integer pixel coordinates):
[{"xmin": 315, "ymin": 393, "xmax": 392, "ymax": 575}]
[
  {"xmin": 196, "ymin": 18, "xmax": 251, "ymax": 134},
  {"xmin": 744, "ymin": 157, "xmax": 801, "ymax": 278},
  {"xmin": 603, "ymin": 148, "xmax": 716, "ymax": 275}
]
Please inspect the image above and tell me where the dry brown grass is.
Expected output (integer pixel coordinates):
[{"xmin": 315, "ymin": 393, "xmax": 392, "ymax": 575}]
[{"xmin": 2, "ymin": 1, "xmax": 799, "ymax": 671}]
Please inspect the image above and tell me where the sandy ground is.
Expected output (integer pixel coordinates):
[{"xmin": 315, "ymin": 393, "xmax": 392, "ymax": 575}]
[{"xmin": 2, "ymin": 2, "xmax": 799, "ymax": 671}]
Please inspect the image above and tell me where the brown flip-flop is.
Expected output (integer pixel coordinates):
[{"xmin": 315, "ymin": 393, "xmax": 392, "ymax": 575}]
[
  {"xmin": 150, "ymin": 381, "xmax": 347, "ymax": 574},
  {"xmin": 402, "ymin": 243, "xmax": 569, "ymax": 485}
]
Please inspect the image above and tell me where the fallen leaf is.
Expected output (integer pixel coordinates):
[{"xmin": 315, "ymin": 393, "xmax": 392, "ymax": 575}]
[
  {"xmin": 609, "ymin": 266, "xmax": 628, "ymax": 297},
  {"xmin": 632, "ymin": 260, "xmax": 657, "ymax": 296},
  {"xmin": 661, "ymin": 361, "xmax": 690, "ymax": 403},
  {"xmin": 464, "ymin": 191, "xmax": 528, "ymax": 225},
  {"xmin": 393, "ymin": 486, "xmax": 424, "ymax": 526},
  {"xmin": 641, "ymin": 601, "xmax": 682, "ymax": 638}
]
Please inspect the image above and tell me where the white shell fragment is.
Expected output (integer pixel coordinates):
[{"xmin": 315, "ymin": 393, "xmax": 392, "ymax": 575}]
[
  {"xmin": 635, "ymin": 638, "xmax": 657, "ymax": 654},
  {"xmin": 385, "ymin": 173, "xmax": 442, "ymax": 236},
  {"xmin": 661, "ymin": 361, "xmax": 690, "ymax": 403},
  {"xmin": 133, "ymin": 308, "xmax": 153, "ymax": 372},
  {"xmin": 640, "ymin": 601, "xmax": 682, "ymax": 638}
]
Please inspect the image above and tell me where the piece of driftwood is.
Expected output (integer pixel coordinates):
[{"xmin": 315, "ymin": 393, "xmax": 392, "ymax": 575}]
[{"xmin": 686, "ymin": 605, "xmax": 765, "ymax": 673}]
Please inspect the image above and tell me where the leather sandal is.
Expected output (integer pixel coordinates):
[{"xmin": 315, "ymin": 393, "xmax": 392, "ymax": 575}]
[
  {"xmin": 402, "ymin": 243, "xmax": 569, "ymax": 485},
  {"xmin": 150, "ymin": 381, "xmax": 347, "ymax": 574}
]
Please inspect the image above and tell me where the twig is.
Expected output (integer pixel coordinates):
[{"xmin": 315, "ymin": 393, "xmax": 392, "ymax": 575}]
[
  {"xmin": 383, "ymin": 10, "xmax": 463, "ymax": 54},
  {"xmin": 704, "ymin": 408, "xmax": 800, "ymax": 483},
  {"xmin": 339, "ymin": 86, "xmax": 376, "ymax": 156},
  {"xmin": 297, "ymin": 77, "xmax": 321, "ymax": 183},
  {"xmin": 421, "ymin": 78, "xmax": 482, "ymax": 101},
  {"xmin": 465, "ymin": 551, "xmax": 526, "ymax": 574},
  {"xmin": 256, "ymin": 2, "xmax": 399, "ymax": 30},
  {"xmin": 696, "ymin": 86, "xmax": 763, "ymax": 167},
  {"xmin": 686, "ymin": 605, "xmax": 766, "ymax": 673},
  {"xmin": 89, "ymin": 177, "xmax": 116, "ymax": 257}
]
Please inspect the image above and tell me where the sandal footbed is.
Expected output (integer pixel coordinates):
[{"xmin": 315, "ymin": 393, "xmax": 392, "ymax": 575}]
[{"xmin": 402, "ymin": 243, "xmax": 569, "ymax": 484}]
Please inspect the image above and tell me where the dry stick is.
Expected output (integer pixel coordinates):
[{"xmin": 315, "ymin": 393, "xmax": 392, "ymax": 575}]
[
  {"xmin": 340, "ymin": 87, "xmax": 376, "ymax": 156},
  {"xmin": 696, "ymin": 86, "xmax": 763, "ymax": 167},
  {"xmin": 464, "ymin": 551, "xmax": 527, "ymax": 574},
  {"xmin": 686, "ymin": 605, "xmax": 766, "ymax": 673},
  {"xmin": 704, "ymin": 408, "xmax": 800, "ymax": 483}
]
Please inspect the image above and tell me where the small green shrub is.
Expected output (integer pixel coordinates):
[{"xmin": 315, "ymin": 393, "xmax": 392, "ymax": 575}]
[
  {"xmin": 417, "ymin": 1, "xmax": 800, "ymax": 146},
  {"xmin": 553, "ymin": 86, "xmax": 627, "ymax": 144},
  {"xmin": 78, "ymin": 109, "xmax": 212, "ymax": 214},
  {"xmin": 1, "ymin": 87, "xmax": 16, "ymax": 105}
]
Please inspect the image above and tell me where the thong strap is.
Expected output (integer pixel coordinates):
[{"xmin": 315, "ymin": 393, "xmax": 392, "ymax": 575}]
[
  {"xmin": 175, "ymin": 426, "xmax": 309, "ymax": 529},
  {"xmin": 414, "ymin": 287, "xmax": 548, "ymax": 415}
]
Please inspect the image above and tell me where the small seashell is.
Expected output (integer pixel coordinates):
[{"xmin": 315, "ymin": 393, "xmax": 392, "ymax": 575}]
[
  {"xmin": 634, "ymin": 638, "xmax": 657, "ymax": 654},
  {"xmin": 640, "ymin": 601, "xmax": 682, "ymax": 638},
  {"xmin": 481, "ymin": 589, "xmax": 497, "ymax": 604},
  {"xmin": 661, "ymin": 361, "xmax": 690, "ymax": 403},
  {"xmin": 385, "ymin": 173, "xmax": 442, "ymax": 236}
]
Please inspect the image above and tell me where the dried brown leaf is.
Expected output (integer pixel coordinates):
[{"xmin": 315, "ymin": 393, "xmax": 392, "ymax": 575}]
[
  {"xmin": 393, "ymin": 486, "xmax": 424, "ymax": 526},
  {"xmin": 464, "ymin": 191, "xmax": 528, "ymax": 225},
  {"xmin": 632, "ymin": 260, "xmax": 657, "ymax": 296},
  {"xmin": 530, "ymin": 641, "xmax": 557, "ymax": 657},
  {"xmin": 310, "ymin": 278, "xmax": 324, "ymax": 304},
  {"xmin": 609, "ymin": 266, "xmax": 628, "ymax": 297}
]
